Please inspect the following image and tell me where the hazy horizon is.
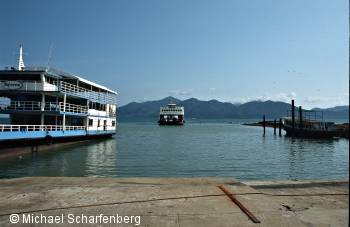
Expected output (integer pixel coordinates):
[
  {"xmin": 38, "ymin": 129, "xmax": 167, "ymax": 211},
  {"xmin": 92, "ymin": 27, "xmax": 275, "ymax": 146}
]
[{"xmin": 1, "ymin": 0, "xmax": 348, "ymax": 109}]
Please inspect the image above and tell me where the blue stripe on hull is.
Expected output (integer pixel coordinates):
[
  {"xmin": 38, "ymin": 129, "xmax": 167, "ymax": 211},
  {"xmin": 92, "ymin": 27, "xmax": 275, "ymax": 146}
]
[
  {"xmin": 0, "ymin": 131, "xmax": 48, "ymax": 140},
  {"xmin": 48, "ymin": 130, "xmax": 87, "ymax": 138},
  {"xmin": 0, "ymin": 130, "xmax": 116, "ymax": 141}
]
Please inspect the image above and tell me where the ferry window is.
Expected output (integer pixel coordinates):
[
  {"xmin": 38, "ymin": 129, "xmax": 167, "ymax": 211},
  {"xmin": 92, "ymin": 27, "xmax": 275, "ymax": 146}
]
[
  {"xmin": 112, "ymin": 121, "xmax": 116, "ymax": 126},
  {"xmin": 88, "ymin": 119, "xmax": 93, "ymax": 126},
  {"xmin": 98, "ymin": 120, "xmax": 100, "ymax": 127}
]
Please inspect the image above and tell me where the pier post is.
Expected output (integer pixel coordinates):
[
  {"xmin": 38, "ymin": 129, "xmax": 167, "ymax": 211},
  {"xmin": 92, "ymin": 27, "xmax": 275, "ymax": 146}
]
[
  {"xmin": 299, "ymin": 106, "xmax": 303, "ymax": 129},
  {"xmin": 273, "ymin": 119, "xmax": 276, "ymax": 135},
  {"xmin": 63, "ymin": 94, "xmax": 66, "ymax": 130},
  {"xmin": 291, "ymin": 100, "xmax": 295, "ymax": 136},
  {"xmin": 40, "ymin": 74, "xmax": 46, "ymax": 120},
  {"xmin": 55, "ymin": 96, "xmax": 58, "ymax": 126},
  {"xmin": 263, "ymin": 115, "xmax": 266, "ymax": 135},
  {"xmin": 40, "ymin": 93, "xmax": 45, "ymax": 125},
  {"xmin": 279, "ymin": 118, "xmax": 282, "ymax": 136},
  {"xmin": 85, "ymin": 100, "xmax": 89, "ymax": 130}
]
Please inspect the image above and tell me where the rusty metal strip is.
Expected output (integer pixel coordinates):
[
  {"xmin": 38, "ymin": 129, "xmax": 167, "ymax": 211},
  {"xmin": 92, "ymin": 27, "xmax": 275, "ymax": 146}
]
[{"xmin": 218, "ymin": 185, "xmax": 261, "ymax": 223}]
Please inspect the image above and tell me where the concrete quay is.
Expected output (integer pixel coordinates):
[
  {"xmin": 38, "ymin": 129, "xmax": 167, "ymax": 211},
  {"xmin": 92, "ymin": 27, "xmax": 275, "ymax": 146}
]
[{"xmin": 0, "ymin": 177, "xmax": 347, "ymax": 226}]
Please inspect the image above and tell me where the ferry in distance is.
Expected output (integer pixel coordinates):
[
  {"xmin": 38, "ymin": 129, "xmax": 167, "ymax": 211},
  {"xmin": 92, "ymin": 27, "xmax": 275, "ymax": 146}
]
[
  {"xmin": 0, "ymin": 44, "xmax": 117, "ymax": 147},
  {"xmin": 158, "ymin": 103, "xmax": 185, "ymax": 125}
]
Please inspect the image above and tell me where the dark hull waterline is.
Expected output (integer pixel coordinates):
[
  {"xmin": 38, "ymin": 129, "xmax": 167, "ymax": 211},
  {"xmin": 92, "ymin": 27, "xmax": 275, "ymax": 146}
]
[
  {"xmin": 158, "ymin": 120, "xmax": 184, "ymax": 126},
  {"xmin": 283, "ymin": 126, "xmax": 337, "ymax": 138}
]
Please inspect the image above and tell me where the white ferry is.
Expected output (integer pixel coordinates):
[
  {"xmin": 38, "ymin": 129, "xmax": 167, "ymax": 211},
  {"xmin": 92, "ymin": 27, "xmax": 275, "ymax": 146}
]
[
  {"xmin": 158, "ymin": 103, "xmax": 184, "ymax": 125},
  {"xmin": 0, "ymin": 45, "xmax": 117, "ymax": 147}
]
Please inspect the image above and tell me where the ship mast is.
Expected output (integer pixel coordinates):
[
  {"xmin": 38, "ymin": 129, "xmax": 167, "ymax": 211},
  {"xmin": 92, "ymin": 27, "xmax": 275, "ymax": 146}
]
[{"xmin": 18, "ymin": 44, "xmax": 25, "ymax": 71}]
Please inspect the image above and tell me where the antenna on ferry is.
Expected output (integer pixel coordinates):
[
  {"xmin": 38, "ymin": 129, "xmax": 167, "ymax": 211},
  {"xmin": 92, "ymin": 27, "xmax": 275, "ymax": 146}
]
[
  {"xmin": 46, "ymin": 43, "xmax": 54, "ymax": 70},
  {"xmin": 17, "ymin": 44, "xmax": 25, "ymax": 71}
]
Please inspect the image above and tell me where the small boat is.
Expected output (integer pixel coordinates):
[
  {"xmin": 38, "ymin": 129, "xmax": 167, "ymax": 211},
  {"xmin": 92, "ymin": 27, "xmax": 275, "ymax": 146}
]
[
  {"xmin": 158, "ymin": 103, "xmax": 184, "ymax": 125},
  {"xmin": 282, "ymin": 117, "xmax": 338, "ymax": 138},
  {"xmin": 281, "ymin": 100, "xmax": 348, "ymax": 139}
]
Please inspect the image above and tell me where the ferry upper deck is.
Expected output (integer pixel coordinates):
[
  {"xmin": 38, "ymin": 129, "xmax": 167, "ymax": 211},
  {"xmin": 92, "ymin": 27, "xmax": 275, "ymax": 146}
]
[{"xmin": 0, "ymin": 66, "xmax": 117, "ymax": 104}]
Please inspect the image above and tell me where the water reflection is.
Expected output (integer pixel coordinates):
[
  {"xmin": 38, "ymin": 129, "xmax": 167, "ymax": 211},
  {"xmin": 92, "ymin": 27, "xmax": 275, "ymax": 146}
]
[
  {"xmin": 85, "ymin": 139, "xmax": 118, "ymax": 176},
  {"xmin": 286, "ymin": 137, "xmax": 341, "ymax": 180}
]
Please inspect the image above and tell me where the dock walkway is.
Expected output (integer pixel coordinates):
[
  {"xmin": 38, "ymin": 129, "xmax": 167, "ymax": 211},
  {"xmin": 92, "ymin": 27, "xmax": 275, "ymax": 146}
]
[{"xmin": 0, "ymin": 177, "xmax": 348, "ymax": 226}]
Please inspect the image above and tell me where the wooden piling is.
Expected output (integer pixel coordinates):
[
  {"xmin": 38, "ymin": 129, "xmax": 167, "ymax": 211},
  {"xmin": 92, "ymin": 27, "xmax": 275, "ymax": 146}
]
[
  {"xmin": 299, "ymin": 106, "xmax": 303, "ymax": 129},
  {"xmin": 263, "ymin": 115, "xmax": 266, "ymax": 135},
  {"xmin": 274, "ymin": 119, "xmax": 276, "ymax": 135},
  {"xmin": 291, "ymin": 100, "xmax": 295, "ymax": 136},
  {"xmin": 279, "ymin": 118, "xmax": 282, "ymax": 136}
]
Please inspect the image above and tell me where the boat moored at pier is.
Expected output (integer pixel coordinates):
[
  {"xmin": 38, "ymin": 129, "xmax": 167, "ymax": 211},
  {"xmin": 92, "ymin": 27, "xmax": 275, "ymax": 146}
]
[
  {"xmin": 282, "ymin": 117, "xmax": 338, "ymax": 138},
  {"xmin": 0, "ymin": 45, "xmax": 117, "ymax": 147},
  {"xmin": 281, "ymin": 100, "xmax": 340, "ymax": 138}
]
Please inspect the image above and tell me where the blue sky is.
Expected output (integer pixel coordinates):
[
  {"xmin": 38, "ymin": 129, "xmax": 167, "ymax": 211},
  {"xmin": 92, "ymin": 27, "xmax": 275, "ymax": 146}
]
[{"xmin": 0, "ymin": 0, "xmax": 348, "ymax": 108}]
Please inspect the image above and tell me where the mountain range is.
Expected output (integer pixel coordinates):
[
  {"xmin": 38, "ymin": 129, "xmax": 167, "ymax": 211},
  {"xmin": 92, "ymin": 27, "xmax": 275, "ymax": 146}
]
[{"xmin": 119, "ymin": 96, "xmax": 349, "ymax": 120}]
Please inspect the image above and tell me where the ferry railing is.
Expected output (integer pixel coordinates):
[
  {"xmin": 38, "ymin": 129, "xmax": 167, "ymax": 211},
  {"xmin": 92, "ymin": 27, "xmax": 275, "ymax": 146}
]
[
  {"xmin": 286, "ymin": 109, "xmax": 324, "ymax": 122},
  {"xmin": 56, "ymin": 81, "xmax": 117, "ymax": 104},
  {"xmin": 0, "ymin": 125, "xmax": 86, "ymax": 132},
  {"xmin": 108, "ymin": 110, "xmax": 117, "ymax": 117},
  {"xmin": 87, "ymin": 108, "xmax": 117, "ymax": 117},
  {"xmin": 286, "ymin": 109, "xmax": 327, "ymax": 130},
  {"xmin": 7, "ymin": 101, "xmax": 42, "ymax": 111},
  {"xmin": 58, "ymin": 102, "xmax": 88, "ymax": 114},
  {"xmin": 0, "ymin": 80, "xmax": 117, "ymax": 104},
  {"xmin": 6, "ymin": 101, "xmax": 88, "ymax": 114}
]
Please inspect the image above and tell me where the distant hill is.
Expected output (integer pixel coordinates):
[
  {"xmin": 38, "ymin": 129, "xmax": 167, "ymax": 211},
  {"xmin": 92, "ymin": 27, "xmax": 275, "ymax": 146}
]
[
  {"xmin": 118, "ymin": 97, "xmax": 349, "ymax": 120},
  {"xmin": 311, "ymin": 105, "xmax": 349, "ymax": 119},
  {"xmin": 312, "ymin": 106, "xmax": 349, "ymax": 112}
]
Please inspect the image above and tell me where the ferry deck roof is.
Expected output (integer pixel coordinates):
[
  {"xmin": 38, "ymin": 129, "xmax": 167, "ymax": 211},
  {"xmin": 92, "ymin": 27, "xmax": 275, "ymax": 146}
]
[{"xmin": 0, "ymin": 66, "xmax": 117, "ymax": 95}]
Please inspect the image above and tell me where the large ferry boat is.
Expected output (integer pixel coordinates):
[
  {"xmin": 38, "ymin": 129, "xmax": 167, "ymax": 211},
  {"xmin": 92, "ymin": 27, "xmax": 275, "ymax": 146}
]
[
  {"xmin": 158, "ymin": 103, "xmax": 184, "ymax": 125},
  {"xmin": 0, "ymin": 45, "xmax": 117, "ymax": 147}
]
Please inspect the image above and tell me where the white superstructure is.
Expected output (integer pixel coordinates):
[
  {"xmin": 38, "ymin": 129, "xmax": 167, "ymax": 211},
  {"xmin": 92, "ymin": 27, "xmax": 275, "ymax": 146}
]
[
  {"xmin": 0, "ymin": 45, "xmax": 117, "ymax": 143},
  {"xmin": 158, "ymin": 103, "xmax": 184, "ymax": 125}
]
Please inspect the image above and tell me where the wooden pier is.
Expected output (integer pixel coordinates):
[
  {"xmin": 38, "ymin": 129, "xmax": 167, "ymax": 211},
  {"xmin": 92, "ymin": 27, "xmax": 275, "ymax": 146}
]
[{"xmin": 243, "ymin": 99, "xmax": 349, "ymax": 139}]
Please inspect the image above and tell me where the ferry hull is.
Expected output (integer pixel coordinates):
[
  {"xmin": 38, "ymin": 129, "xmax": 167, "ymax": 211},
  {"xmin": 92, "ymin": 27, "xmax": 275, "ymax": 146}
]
[
  {"xmin": 158, "ymin": 120, "xmax": 184, "ymax": 126},
  {"xmin": 0, "ymin": 134, "xmax": 115, "ymax": 160},
  {"xmin": 0, "ymin": 130, "xmax": 116, "ymax": 148}
]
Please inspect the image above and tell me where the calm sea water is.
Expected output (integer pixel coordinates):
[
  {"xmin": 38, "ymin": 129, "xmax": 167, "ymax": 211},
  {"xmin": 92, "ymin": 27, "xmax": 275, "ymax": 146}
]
[{"xmin": 0, "ymin": 120, "xmax": 348, "ymax": 180}]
